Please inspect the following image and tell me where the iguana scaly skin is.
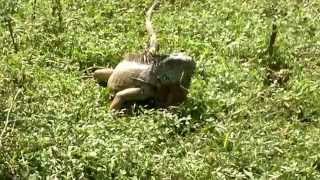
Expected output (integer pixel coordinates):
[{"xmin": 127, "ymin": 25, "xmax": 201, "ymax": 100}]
[
  {"xmin": 93, "ymin": 0, "xmax": 196, "ymax": 110},
  {"xmin": 94, "ymin": 53, "xmax": 195, "ymax": 110}
]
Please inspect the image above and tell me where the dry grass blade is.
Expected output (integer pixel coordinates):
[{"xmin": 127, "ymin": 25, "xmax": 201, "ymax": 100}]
[{"xmin": 0, "ymin": 89, "xmax": 22, "ymax": 147}]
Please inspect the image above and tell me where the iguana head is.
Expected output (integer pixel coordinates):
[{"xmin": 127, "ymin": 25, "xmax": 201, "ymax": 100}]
[
  {"xmin": 154, "ymin": 53, "xmax": 196, "ymax": 88},
  {"xmin": 93, "ymin": 68, "xmax": 113, "ymax": 86}
]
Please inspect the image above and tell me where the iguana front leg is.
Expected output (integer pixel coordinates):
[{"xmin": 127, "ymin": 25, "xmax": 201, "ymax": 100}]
[
  {"xmin": 110, "ymin": 87, "xmax": 154, "ymax": 110},
  {"xmin": 156, "ymin": 83, "xmax": 188, "ymax": 107}
]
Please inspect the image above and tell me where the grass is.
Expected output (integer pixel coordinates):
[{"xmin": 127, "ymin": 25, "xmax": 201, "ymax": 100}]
[{"xmin": 1, "ymin": 0, "xmax": 320, "ymax": 179}]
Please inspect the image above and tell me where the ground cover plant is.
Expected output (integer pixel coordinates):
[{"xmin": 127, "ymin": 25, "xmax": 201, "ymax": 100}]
[{"xmin": 1, "ymin": 0, "xmax": 320, "ymax": 179}]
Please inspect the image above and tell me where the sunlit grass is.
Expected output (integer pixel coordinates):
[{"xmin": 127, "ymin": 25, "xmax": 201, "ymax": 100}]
[{"xmin": 1, "ymin": 0, "xmax": 320, "ymax": 179}]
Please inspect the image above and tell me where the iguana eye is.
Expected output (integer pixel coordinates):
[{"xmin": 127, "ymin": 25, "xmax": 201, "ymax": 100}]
[{"xmin": 162, "ymin": 75, "xmax": 169, "ymax": 81}]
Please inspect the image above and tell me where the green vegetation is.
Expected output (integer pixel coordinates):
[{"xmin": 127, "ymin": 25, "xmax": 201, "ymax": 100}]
[{"xmin": 1, "ymin": 0, "xmax": 320, "ymax": 179}]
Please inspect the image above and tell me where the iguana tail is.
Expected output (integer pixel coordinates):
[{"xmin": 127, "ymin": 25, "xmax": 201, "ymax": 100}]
[{"xmin": 146, "ymin": 0, "xmax": 160, "ymax": 56}]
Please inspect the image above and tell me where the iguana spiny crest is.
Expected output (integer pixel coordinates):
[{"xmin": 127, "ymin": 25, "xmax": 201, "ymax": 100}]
[{"xmin": 93, "ymin": 0, "xmax": 196, "ymax": 110}]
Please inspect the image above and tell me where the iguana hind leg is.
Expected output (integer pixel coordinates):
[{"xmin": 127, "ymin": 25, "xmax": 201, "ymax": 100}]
[
  {"xmin": 93, "ymin": 68, "xmax": 113, "ymax": 84},
  {"xmin": 110, "ymin": 87, "xmax": 154, "ymax": 110}
]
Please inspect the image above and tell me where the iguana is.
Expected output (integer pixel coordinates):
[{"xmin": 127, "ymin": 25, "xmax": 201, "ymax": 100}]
[{"xmin": 93, "ymin": 0, "xmax": 196, "ymax": 110}]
